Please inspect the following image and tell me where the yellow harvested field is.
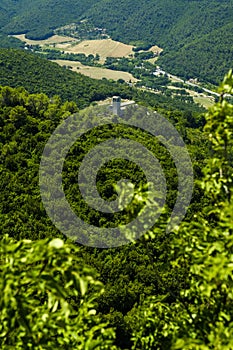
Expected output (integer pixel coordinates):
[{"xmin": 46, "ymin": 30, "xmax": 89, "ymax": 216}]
[
  {"xmin": 12, "ymin": 34, "xmax": 77, "ymax": 45},
  {"xmin": 147, "ymin": 57, "xmax": 159, "ymax": 64},
  {"xmin": 167, "ymin": 86, "xmax": 183, "ymax": 91},
  {"xmin": 57, "ymin": 39, "xmax": 134, "ymax": 63},
  {"xmin": 51, "ymin": 59, "xmax": 138, "ymax": 82},
  {"xmin": 13, "ymin": 34, "xmax": 162, "ymax": 65},
  {"xmin": 149, "ymin": 45, "xmax": 163, "ymax": 54}
]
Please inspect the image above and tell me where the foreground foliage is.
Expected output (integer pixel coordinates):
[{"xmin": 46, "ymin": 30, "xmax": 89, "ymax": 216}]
[{"xmin": 0, "ymin": 236, "xmax": 117, "ymax": 349}]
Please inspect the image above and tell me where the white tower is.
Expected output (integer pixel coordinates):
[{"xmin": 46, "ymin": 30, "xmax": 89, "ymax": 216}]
[{"xmin": 112, "ymin": 96, "xmax": 121, "ymax": 116}]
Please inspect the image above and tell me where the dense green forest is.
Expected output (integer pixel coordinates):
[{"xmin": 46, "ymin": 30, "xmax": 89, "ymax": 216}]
[
  {"xmin": 0, "ymin": 0, "xmax": 94, "ymax": 39},
  {"xmin": 0, "ymin": 72, "xmax": 208, "ymax": 346},
  {"xmin": 0, "ymin": 84, "xmax": 203, "ymax": 346},
  {"xmin": 0, "ymin": 0, "xmax": 232, "ymax": 83},
  {"xmin": 0, "ymin": 71, "xmax": 232, "ymax": 348}
]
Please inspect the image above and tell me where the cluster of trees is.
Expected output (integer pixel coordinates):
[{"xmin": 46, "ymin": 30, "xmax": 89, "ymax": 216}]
[
  {"xmin": 104, "ymin": 56, "xmax": 152, "ymax": 77},
  {"xmin": 55, "ymin": 20, "xmax": 108, "ymax": 40},
  {"xmin": 0, "ymin": 71, "xmax": 232, "ymax": 348},
  {"xmin": 0, "ymin": 235, "xmax": 118, "ymax": 349},
  {"xmin": 38, "ymin": 48, "xmax": 100, "ymax": 66}
]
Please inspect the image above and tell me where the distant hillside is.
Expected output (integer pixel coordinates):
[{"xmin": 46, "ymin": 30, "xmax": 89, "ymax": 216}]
[
  {"xmin": 0, "ymin": 48, "xmax": 125, "ymax": 108},
  {"xmin": 0, "ymin": 0, "xmax": 232, "ymax": 84},
  {"xmin": 159, "ymin": 22, "xmax": 233, "ymax": 84},
  {"xmin": 0, "ymin": 0, "xmax": 94, "ymax": 40},
  {"xmin": 0, "ymin": 48, "xmax": 205, "ymax": 117},
  {"xmin": 85, "ymin": 0, "xmax": 233, "ymax": 84}
]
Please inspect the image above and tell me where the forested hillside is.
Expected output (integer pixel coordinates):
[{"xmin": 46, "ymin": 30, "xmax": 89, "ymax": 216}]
[
  {"xmin": 0, "ymin": 48, "xmax": 205, "ymax": 116},
  {"xmin": 0, "ymin": 72, "xmax": 233, "ymax": 348},
  {"xmin": 0, "ymin": 48, "xmax": 120, "ymax": 108},
  {"xmin": 0, "ymin": 0, "xmax": 232, "ymax": 83},
  {"xmin": 0, "ymin": 0, "xmax": 94, "ymax": 39}
]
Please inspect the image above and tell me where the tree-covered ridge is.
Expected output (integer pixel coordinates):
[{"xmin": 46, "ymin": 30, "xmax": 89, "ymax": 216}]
[
  {"xmin": 1, "ymin": 72, "xmax": 233, "ymax": 349},
  {"xmin": 0, "ymin": 48, "xmax": 130, "ymax": 109},
  {"xmin": 0, "ymin": 0, "xmax": 232, "ymax": 84},
  {"xmin": 0, "ymin": 34, "xmax": 23, "ymax": 49},
  {"xmin": 0, "ymin": 83, "xmax": 208, "ymax": 347},
  {"xmin": 159, "ymin": 21, "xmax": 233, "ymax": 84}
]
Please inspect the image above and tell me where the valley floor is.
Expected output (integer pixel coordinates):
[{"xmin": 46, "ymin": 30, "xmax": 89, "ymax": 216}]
[{"xmin": 13, "ymin": 33, "xmax": 217, "ymax": 109}]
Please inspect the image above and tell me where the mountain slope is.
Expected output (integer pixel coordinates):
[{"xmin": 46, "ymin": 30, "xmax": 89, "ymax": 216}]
[
  {"xmin": 0, "ymin": 48, "xmax": 125, "ymax": 108},
  {"xmin": 1, "ymin": 0, "xmax": 95, "ymax": 39},
  {"xmin": 159, "ymin": 22, "xmax": 233, "ymax": 84},
  {"xmin": 85, "ymin": 0, "xmax": 233, "ymax": 83}
]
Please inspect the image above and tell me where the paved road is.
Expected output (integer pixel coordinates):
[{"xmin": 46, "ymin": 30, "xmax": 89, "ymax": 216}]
[
  {"xmin": 184, "ymin": 81, "xmax": 220, "ymax": 97},
  {"xmin": 155, "ymin": 67, "xmax": 220, "ymax": 97}
]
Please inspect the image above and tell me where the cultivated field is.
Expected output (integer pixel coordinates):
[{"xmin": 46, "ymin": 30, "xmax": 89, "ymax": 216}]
[
  {"xmin": 56, "ymin": 39, "xmax": 135, "ymax": 63},
  {"xmin": 13, "ymin": 34, "xmax": 136, "ymax": 63},
  {"xmin": 12, "ymin": 34, "xmax": 161, "ymax": 65},
  {"xmin": 12, "ymin": 34, "xmax": 76, "ymax": 46},
  {"xmin": 52, "ymin": 59, "xmax": 138, "ymax": 82}
]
